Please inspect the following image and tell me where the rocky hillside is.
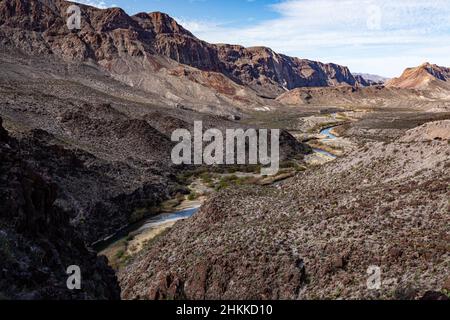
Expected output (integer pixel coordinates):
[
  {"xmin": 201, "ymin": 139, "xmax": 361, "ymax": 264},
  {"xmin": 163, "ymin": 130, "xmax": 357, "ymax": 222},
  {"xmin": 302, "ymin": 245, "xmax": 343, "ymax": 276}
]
[
  {"xmin": 0, "ymin": 40, "xmax": 311, "ymax": 300},
  {"xmin": 387, "ymin": 63, "xmax": 450, "ymax": 90},
  {"xmin": 0, "ymin": 47, "xmax": 311, "ymax": 244},
  {"xmin": 277, "ymin": 63, "xmax": 450, "ymax": 110},
  {"xmin": 0, "ymin": 117, "xmax": 120, "ymax": 299},
  {"xmin": 0, "ymin": 0, "xmax": 360, "ymax": 101},
  {"xmin": 276, "ymin": 83, "xmax": 450, "ymax": 112},
  {"xmin": 0, "ymin": 55, "xmax": 187, "ymax": 243},
  {"xmin": 276, "ymin": 85, "xmax": 417, "ymax": 106},
  {"xmin": 120, "ymin": 121, "xmax": 450, "ymax": 300}
]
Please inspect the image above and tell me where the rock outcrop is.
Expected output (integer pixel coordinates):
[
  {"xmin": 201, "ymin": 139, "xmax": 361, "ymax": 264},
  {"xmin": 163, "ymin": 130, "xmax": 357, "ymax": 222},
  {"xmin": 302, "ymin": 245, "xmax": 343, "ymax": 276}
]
[{"xmin": 0, "ymin": 117, "xmax": 120, "ymax": 299}]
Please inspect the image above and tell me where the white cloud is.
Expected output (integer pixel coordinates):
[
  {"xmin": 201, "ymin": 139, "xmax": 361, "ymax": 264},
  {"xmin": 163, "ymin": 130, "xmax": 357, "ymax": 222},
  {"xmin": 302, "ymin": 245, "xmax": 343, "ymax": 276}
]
[
  {"xmin": 174, "ymin": 17, "xmax": 224, "ymax": 34},
  {"xmin": 67, "ymin": 0, "xmax": 450, "ymax": 77},
  {"xmin": 74, "ymin": 0, "xmax": 109, "ymax": 9},
  {"xmin": 179, "ymin": 0, "xmax": 450, "ymax": 77}
]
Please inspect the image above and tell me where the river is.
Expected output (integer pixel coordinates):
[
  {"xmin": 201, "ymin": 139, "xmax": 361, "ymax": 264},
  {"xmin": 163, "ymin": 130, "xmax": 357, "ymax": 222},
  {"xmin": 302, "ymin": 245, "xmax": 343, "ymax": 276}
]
[
  {"xmin": 98, "ymin": 123, "xmax": 340, "ymax": 256},
  {"xmin": 94, "ymin": 206, "xmax": 200, "ymax": 252},
  {"xmin": 135, "ymin": 207, "xmax": 200, "ymax": 233},
  {"xmin": 312, "ymin": 126, "xmax": 339, "ymax": 159}
]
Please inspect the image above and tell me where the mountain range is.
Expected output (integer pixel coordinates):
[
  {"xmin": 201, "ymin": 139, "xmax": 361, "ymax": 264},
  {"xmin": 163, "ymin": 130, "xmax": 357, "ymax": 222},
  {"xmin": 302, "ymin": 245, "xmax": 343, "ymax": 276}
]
[
  {"xmin": 2, "ymin": 0, "xmax": 449, "ymax": 111},
  {"xmin": 0, "ymin": 0, "xmax": 366, "ymax": 108}
]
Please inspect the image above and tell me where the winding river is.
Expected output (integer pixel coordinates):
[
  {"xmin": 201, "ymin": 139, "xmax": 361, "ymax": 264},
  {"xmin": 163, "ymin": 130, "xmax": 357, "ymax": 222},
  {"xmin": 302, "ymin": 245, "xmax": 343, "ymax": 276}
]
[
  {"xmin": 135, "ymin": 207, "xmax": 200, "ymax": 233},
  {"xmin": 98, "ymin": 122, "xmax": 340, "ymax": 254},
  {"xmin": 320, "ymin": 126, "xmax": 338, "ymax": 139},
  {"xmin": 94, "ymin": 206, "xmax": 200, "ymax": 251},
  {"xmin": 313, "ymin": 126, "xmax": 338, "ymax": 159}
]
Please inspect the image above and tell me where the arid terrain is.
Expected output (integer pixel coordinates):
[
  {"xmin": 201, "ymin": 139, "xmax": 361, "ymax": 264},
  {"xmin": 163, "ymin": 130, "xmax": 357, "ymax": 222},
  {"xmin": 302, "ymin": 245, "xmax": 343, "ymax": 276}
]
[{"xmin": 0, "ymin": 0, "xmax": 449, "ymax": 300}]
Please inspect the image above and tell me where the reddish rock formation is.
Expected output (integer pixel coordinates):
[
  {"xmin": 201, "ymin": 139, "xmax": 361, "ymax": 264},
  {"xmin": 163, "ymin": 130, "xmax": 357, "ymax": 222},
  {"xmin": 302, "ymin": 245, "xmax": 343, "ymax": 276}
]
[{"xmin": 387, "ymin": 62, "xmax": 450, "ymax": 89}]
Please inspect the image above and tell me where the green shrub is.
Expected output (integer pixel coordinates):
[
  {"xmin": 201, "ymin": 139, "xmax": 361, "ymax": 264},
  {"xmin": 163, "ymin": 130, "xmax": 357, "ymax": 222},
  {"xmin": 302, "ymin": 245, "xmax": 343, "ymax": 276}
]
[
  {"xmin": 115, "ymin": 249, "xmax": 125, "ymax": 260},
  {"xmin": 187, "ymin": 192, "xmax": 198, "ymax": 200}
]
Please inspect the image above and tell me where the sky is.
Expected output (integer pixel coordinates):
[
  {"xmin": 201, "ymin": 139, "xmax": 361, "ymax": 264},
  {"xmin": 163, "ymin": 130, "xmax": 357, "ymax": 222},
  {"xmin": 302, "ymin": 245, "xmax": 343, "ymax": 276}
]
[{"xmin": 76, "ymin": 0, "xmax": 450, "ymax": 78}]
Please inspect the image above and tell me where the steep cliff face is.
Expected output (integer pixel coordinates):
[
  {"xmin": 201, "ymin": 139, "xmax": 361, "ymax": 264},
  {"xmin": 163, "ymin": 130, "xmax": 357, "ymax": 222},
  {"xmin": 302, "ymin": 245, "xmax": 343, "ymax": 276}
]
[
  {"xmin": 134, "ymin": 11, "xmax": 194, "ymax": 37},
  {"xmin": 213, "ymin": 46, "xmax": 357, "ymax": 97},
  {"xmin": 0, "ymin": 117, "xmax": 120, "ymax": 299},
  {"xmin": 0, "ymin": 0, "xmax": 359, "ymax": 99},
  {"xmin": 150, "ymin": 29, "xmax": 358, "ymax": 97}
]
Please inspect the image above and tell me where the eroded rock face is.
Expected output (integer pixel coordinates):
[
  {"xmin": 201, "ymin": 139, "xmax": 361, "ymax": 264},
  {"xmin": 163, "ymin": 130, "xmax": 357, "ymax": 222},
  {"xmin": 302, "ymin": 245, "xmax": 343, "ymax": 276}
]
[
  {"xmin": 152, "ymin": 36, "xmax": 359, "ymax": 97},
  {"xmin": 0, "ymin": 118, "xmax": 120, "ymax": 299}
]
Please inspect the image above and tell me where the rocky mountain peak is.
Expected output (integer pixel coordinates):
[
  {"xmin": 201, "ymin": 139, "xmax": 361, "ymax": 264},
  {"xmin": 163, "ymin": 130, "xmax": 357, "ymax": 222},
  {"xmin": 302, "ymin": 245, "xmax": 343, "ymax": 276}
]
[
  {"xmin": 387, "ymin": 62, "xmax": 450, "ymax": 89},
  {"xmin": 131, "ymin": 11, "xmax": 195, "ymax": 38},
  {"xmin": 145, "ymin": 11, "xmax": 194, "ymax": 37},
  {"xmin": 419, "ymin": 62, "xmax": 449, "ymax": 81},
  {"xmin": 93, "ymin": 7, "xmax": 135, "ymax": 32}
]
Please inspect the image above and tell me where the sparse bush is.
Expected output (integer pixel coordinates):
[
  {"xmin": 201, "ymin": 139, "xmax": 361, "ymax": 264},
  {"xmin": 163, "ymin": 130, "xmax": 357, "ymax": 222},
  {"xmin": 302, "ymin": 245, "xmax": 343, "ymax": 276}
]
[
  {"xmin": 115, "ymin": 249, "xmax": 125, "ymax": 260},
  {"xmin": 187, "ymin": 192, "xmax": 198, "ymax": 200}
]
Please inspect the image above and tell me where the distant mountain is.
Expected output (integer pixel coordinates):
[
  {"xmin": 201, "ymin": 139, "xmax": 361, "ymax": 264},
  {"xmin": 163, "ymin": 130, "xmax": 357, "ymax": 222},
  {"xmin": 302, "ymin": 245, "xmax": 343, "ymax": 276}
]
[
  {"xmin": 0, "ymin": 0, "xmax": 359, "ymax": 101},
  {"xmin": 386, "ymin": 63, "xmax": 450, "ymax": 89},
  {"xmin": 354, "ymin": 73, "xmax": 389, "ymax": 85}
]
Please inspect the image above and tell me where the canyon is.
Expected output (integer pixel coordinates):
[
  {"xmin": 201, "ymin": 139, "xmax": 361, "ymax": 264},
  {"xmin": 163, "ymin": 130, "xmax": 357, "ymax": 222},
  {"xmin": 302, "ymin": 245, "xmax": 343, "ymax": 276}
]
[{"xmin": 0, "ymin": 0, "xmax": 449, "ymax": 300}]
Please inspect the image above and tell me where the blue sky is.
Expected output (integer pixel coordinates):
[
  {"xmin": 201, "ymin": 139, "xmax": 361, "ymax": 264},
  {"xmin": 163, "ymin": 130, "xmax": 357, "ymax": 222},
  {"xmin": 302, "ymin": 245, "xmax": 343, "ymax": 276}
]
[{"xmin": 77, "ymin": 0, "xmax": 450, "ymax": 77}]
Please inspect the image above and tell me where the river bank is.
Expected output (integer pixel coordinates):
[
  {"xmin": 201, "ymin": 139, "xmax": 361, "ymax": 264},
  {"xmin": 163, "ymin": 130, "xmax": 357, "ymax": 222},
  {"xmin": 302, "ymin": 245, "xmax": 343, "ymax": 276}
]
[{"xmin": 99, "ymin": 204, "xmax": 202, "ymax": 270}]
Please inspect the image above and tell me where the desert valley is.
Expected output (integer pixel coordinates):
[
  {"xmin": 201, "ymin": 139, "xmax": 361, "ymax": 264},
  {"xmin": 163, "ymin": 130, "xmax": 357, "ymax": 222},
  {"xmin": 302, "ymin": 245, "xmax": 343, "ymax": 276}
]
[{"xmin": 0, "ymin": 0, "xmax": 449, "ymax": 300}]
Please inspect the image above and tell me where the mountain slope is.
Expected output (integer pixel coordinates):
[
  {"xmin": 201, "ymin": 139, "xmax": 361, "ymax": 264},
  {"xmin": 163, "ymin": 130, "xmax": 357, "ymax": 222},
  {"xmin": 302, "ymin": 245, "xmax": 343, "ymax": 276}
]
[
  {"xmin": 120, "ymin": 121, "xmax": 450, "ymax": 300},
  {"xmin": 0, "ymin": 42, "xmax": 312, "ymax": 244},
  {"xmin": 275, "ymin": 85, "xmax": 425, "ymax": 108},
  {"xmin": 386, "ymin": 63, "xmax": 450, "ymax": 90}
]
